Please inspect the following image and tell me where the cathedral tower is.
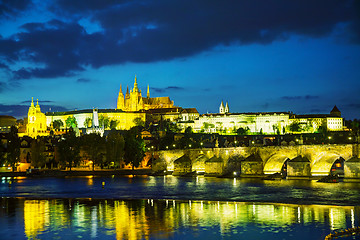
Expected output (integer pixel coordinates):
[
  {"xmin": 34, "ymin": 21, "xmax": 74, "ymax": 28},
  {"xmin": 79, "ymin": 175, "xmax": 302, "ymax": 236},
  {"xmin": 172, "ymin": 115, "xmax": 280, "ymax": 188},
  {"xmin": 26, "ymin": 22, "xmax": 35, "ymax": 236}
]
[{"xmin": 117, "ymin": 84, "xmax": 125, "ymax": 109}]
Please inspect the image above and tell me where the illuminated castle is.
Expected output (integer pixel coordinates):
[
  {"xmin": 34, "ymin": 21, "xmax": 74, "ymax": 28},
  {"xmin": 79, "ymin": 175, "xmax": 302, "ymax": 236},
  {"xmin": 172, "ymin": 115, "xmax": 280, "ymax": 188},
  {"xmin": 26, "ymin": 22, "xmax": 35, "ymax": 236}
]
[{"xmin": 117, "ymin": 76, "xmax": 174, "ymax": 111}]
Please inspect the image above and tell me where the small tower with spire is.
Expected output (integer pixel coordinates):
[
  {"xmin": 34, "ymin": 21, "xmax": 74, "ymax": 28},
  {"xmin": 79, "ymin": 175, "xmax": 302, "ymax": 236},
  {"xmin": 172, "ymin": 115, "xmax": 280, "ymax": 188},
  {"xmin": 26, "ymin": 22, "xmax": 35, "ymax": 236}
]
[
  {"xmin": 225, "ymin": 102, "xmax": 229, "ymax": 113},
  {"xmin": 330, "ymin": 105, "xmax": 341, "ymax": 117},
  {"xmin": 147, "ymin": 85, "xmax": 150, "ymax": 98},
  {"xmin": 219, "ymin": 101, "xmax": 225, "ymax": 114}
]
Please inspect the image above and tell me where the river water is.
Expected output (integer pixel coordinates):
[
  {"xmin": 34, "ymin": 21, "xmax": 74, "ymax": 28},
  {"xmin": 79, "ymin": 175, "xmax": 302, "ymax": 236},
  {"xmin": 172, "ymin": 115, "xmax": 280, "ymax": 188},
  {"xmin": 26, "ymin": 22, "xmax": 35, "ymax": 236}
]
[{"xmin": 0, "ymin": 176, "xmax": 360, "ymax": 239}]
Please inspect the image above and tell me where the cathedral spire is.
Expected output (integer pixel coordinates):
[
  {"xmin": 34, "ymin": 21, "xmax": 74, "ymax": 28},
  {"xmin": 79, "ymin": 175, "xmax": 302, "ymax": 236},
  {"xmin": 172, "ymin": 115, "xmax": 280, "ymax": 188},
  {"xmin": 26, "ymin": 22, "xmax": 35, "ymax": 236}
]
[
  {"xmin": 36, "ymin": 99, "xmax": 40, "ymax": 109},
  {"xmin": 133, "ymin": 75, "xmax": 139, "ymax": 92},
  {"xmin": 31, "ymin": 97, "xmax": 34, "ymax": 107},
  {"xmin": 119, "ymin": 84, "xmax": 123, "ymax": 94},
  {"xmin": 126, "ymin": 85, "xmax": 129, "ymax": 98},
  {"xmin": 147, "ymin": 84, "xmax": 150, "ymax": 98}
]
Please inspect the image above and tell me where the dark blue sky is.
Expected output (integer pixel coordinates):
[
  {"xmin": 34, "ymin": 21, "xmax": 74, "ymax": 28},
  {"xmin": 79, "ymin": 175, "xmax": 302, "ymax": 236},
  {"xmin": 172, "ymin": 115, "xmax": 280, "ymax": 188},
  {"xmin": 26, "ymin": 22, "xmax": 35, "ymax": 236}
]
[{"xmin": 0, "ymin": 0, "xmax": 359, "ymax": 119}]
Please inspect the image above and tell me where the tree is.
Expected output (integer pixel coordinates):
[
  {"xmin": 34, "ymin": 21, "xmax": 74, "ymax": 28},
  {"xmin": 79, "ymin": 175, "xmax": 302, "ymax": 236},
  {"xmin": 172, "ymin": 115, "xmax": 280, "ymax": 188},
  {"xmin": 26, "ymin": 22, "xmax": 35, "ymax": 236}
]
[
  {"xmin": 110, "ymin": 120, "xmax": 118, "ymax": 130},
  {"xmin": 106, "ymin": 130, "xmax": 125, "ymax": 168},
  {"xmin": 65, "ymin": 116, "xmax": 77, "ymax": 129},
  {"xmin": 0, "ymin": 140, "xmax": 6, "ymax": 167},
  {"xmin": 57, "ymin": 129, "xmax": 80, "ymax": 171},
  {"xmin": 98, "ymin": 115, "xmax": 110, "ymax": 129},
  {"xmin": 6, "ymin": 126, "xmax": 20, "ymax": 171},
  {"xmin": 84, "ymin": 117, "xmax": 92, "ymax": 128},
  {"xmin": 30, "ymin": 138, "xmax": 47, "ymax": 168},
  {"xmin": 272, "ymin": 124, "xmax": 279, "ymax": 134},
  {"xmin": 133, "ymin": 117, "xmax": 145, "ymax": 128},
  {"xmin": 53, "ymin": 119, "xmax": 64, "ymax": 130},
  {"xmin": 237, "ymin": 127, "xmax": 249, "ymax": 135},
  {"xmin": 81, "ymin": 133, "xmax": 106, "ymax": 171},
  {"xmin": 288, "ymin": 122, "xmax": 301, "ymax": 132},
  {"xmin": 184, "ymin": 126, "xmax": 193, "ymax": 134},
  {"xmin": 124, "ymin": 127, "xmax": 145, "ymax": 171}
]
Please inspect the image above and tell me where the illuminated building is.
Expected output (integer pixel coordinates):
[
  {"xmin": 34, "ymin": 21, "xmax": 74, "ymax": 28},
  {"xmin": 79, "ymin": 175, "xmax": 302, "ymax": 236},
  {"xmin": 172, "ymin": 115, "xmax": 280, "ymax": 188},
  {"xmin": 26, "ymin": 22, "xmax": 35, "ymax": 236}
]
[
  {"xmin": 117, "ymin": 76, "xmax": 175, "ymax": 111},
  {"xmin": 191, "ymin": 102, "xmax": 344, "ymax": 134},
  {"xmin": 26, "ymin": 98, "xmax": 47, "ymax": 138},
  {"xmin": 0, "ymin": 115, "xmax": 16, "ymax": 133}
]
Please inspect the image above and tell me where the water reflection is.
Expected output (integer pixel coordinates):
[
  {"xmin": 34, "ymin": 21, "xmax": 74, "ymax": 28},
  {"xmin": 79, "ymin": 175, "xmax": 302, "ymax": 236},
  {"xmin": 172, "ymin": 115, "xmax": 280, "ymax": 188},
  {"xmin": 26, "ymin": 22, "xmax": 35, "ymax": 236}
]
[{"xmin": 0, "ymin": 198, "xmax": 358, "ymax": 240}]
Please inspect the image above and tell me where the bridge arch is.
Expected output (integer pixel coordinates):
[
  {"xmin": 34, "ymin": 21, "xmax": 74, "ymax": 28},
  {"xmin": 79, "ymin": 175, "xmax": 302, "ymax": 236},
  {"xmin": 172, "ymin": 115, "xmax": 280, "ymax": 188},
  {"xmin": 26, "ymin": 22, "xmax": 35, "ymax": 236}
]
[
  {"xmin": 311, "ymin": 153, "xmax": 345, "ymax": 176},
  {"xmin": 192, "ymin": 154, "xmax": 209, "ymax": 173},
  {"xmin": 263, "ymin": 155, "xmax": 290, "ymax": 175}
]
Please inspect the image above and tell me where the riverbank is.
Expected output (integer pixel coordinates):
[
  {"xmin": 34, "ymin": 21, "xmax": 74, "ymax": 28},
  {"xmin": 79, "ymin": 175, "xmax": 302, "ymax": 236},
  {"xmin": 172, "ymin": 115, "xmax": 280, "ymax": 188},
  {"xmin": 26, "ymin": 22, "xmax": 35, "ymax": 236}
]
[{"xmin": 0, "ymin": 169, "xmax": 153, "ymax": 178}]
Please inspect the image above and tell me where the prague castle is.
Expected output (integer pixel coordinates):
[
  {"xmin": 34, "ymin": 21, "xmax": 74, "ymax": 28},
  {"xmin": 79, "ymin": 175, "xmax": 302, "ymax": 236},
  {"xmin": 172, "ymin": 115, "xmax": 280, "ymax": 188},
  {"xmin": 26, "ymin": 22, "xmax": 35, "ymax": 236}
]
[{"xmin": 22, "ymin": 76, "xmax": 344, "ymax": 138}]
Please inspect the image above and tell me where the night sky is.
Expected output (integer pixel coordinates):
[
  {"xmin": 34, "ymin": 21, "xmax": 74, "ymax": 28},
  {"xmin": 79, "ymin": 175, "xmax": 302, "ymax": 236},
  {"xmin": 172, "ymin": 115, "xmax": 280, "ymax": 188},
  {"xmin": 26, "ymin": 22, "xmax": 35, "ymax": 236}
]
[{"xmin": 0, "ymin": 0, "xmax": 359, "ymax": 119}]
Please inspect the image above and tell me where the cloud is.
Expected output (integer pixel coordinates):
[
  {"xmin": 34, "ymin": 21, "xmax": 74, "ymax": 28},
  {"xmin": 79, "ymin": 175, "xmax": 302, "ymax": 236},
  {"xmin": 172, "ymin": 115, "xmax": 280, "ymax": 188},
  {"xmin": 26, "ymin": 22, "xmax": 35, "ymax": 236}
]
[
  {"xmin": 0, "ymin": 81, "xmax": 7, "ymax": 93},
  {"xmin": 0, "ymin": 0, "xmax": 358, "ymax": 80},
  {"xmin": 0, "ymin": 0, "xmax": 32, "ymax": 19},
  {"xmin": 151, "ymin": 86, "xmax": 184, "ymax": 93},
  {"xmin": 281, "ymin": 95, "xmax": 319, "ymax": 100},
  {"xmin": 77, "ymin": 78, "xmax": 91, "ymax": 83},
  {"xmin": 310, "ymin": 109, "xmax": 322, "ymax": 113},
  {"xmin": 0, "ymin": 103, "xmax": 68, "ymax": 118},
  {"xmin": 20, "ymin": 100, "xmax": 54, "ymax": 104},
  {"xmin": 344, "ymin": 103, "xmax": 360, "ymax": 109}
]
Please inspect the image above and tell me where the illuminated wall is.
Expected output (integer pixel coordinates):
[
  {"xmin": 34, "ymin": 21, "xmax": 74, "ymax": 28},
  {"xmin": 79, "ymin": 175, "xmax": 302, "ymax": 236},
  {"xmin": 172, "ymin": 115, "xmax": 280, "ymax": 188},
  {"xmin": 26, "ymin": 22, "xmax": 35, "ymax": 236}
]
[
  {"xmin": 192, "ymin": 104, "xmax": 344, "ymax": 134},
  {"xmin": 46, "ymin": 110, "xmax": 146, "ymax": 130}
]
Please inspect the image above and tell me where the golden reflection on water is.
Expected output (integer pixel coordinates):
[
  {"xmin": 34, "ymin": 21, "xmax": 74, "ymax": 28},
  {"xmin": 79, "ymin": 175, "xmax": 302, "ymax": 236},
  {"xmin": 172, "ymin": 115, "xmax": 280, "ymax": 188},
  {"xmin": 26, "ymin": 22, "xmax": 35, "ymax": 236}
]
[{"xmin": 21, "ymin": 199, "xmax": 357, "ymax": 240}]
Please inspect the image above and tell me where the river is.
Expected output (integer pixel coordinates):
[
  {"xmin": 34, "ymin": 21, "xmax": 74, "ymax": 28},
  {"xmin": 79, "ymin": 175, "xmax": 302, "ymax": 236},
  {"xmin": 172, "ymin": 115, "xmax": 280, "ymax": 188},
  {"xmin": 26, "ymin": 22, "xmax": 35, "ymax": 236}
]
[{"xmin": 0, "ymin": 175, "xmax": 360, "ymax": 239}]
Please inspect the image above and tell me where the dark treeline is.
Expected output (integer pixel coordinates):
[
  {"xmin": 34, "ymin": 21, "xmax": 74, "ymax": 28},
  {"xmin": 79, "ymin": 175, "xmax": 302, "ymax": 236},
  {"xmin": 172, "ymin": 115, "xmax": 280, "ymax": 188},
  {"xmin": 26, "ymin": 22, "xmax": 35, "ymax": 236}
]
[{"xmin": 0, "ymin": 126, "xmax": 145, "ymax": 171}]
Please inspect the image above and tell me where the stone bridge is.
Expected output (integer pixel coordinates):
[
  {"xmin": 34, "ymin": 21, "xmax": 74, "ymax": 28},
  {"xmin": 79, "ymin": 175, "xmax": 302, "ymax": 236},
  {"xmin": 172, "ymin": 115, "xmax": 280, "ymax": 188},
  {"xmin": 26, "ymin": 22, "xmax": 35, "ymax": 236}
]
[{"xmin": 151, "ymin": 144, "xmax": 360, "ymax": 179}]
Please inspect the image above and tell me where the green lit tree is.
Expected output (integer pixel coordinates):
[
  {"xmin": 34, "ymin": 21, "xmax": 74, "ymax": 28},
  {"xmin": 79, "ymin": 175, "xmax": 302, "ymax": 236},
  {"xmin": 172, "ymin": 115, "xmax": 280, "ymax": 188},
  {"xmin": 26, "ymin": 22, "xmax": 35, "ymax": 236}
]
[
  {"xmin": 65, "ymin": 116, "xmax": 77, "ymax": 129},
  {"xmin": 99, "ymin": 115, "xmax": 110, "ymax": 129},
  {"xmin": 84, "ymin": 117, "xmax": 92, "ymax": 128}
]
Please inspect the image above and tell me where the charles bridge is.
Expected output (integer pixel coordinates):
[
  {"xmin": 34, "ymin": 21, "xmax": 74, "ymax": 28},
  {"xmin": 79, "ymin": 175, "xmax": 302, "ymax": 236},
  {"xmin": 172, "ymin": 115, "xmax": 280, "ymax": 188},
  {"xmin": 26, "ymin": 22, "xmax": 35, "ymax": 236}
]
[{"xmin": 152, "ymin": 144, "xmax": 360, "ymax": 180}]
